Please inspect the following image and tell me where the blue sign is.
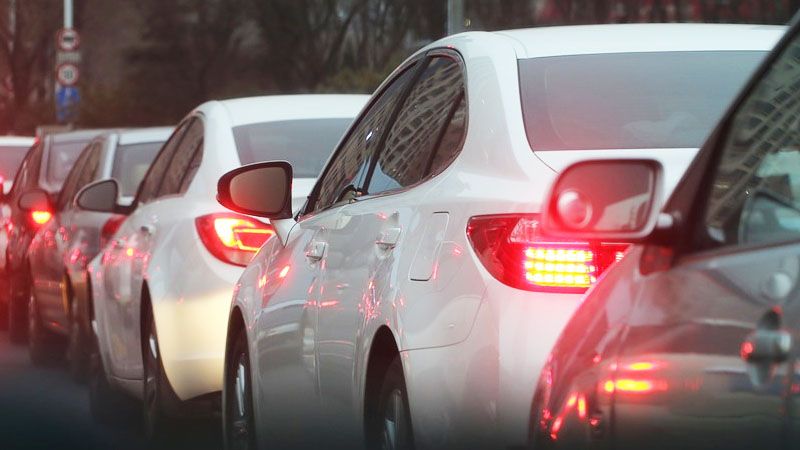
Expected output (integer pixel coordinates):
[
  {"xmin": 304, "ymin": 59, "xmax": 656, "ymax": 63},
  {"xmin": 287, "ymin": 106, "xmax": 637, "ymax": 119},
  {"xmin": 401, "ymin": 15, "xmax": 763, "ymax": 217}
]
[{"xmin": 56, "ymin": 86, "xmax": 80, "ymax": 123}]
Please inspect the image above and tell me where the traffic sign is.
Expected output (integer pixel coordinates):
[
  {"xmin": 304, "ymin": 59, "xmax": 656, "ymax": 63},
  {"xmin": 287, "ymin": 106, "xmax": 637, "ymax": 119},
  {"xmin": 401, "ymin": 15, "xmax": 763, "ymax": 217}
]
[
  {"xmin": 56, "ymin": 86, "xmax": 80, "ymax": 124},
  {"xmin": 56, "ymin": 63, "xmax": 80, "ymax": 86},
  {"xmin": 56, "ymin": 28, "xmax": 80, "ymax": 52}
]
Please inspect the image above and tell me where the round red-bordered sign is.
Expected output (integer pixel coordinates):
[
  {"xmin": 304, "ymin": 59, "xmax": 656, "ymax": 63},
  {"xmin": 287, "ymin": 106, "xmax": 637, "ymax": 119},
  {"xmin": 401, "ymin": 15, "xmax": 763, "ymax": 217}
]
[
  {"xmin": 56, "ymin": 63, "xmax": 80, "ymax": 86},
  {"xmin": 56, "ymin": 28, "xmax": 80, "ymax": 52}
]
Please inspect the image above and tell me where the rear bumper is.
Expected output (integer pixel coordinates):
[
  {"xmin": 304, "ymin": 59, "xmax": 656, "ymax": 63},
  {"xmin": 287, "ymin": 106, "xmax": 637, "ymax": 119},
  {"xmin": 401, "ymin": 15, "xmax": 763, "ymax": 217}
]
[
  {"xmin": 151, "ymin": 260, "xmax": 242, "ymax": 401},
  {"xmin": 403, "ymin": 282, "xmax": 582, "ymax": 449}
]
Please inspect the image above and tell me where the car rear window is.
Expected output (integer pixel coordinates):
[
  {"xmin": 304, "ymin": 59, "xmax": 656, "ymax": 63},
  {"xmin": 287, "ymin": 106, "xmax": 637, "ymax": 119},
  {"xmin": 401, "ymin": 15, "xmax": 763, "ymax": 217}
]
[
  {"xmin": 111, "ymin": 141, "xmax": 164, "ymax": 197},
  {"xmin": 520, "ymin": 51, "xmax": 767, "ymax": 150},
  {"xmin": 0, "ymin": 145, "xmax": 31, "ymax": 182},
  {"xmin": 233, "ymin": 118, "xmax": 353, "ymax": 178},
  {"xmin": 46, "ymin": 139, "xmax": 91, "ymax": 187}
]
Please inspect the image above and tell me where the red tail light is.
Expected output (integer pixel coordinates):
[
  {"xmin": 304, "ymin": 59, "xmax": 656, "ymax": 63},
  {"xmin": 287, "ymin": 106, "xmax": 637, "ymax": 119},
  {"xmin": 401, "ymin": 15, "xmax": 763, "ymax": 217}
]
[
  {"xmin": 195, "ymin": 213, "xmax": 275, "ymax": 266},
  {"xmin": 466, "ymin": 214, "xmax": 627, "ymax": 293},
  {"xmin": 100, "ymin": 214, "xmax": 126, "ymax": 248},
  {"xmin": 30, "ymin": 210, "xmax": 52, "ymax": 226}
]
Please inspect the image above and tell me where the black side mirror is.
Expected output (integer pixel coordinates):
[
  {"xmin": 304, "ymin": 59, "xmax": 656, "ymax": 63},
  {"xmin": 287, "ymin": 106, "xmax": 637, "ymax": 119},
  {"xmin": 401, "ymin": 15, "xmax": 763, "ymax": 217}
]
[
  {"xmin": 75, "ymin": 179, "xmax": 120, "ymax": 213},
  {"xmin": 217, "ymin": 161, "xmax": 293, "ymax": 219},
  {"xmin": 542, "ymin": 159, "xmax": 664, "ymax": 242},
  {"xmin": 18, "ymin": 189, "xmax": 51, "ymax": 212}
]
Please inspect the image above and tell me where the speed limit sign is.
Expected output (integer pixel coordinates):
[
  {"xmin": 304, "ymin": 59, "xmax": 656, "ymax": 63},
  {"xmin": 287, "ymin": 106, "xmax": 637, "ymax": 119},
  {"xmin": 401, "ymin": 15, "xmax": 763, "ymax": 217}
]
[{"xmin": 56, "ymin": 63, "xmax": 80, "ymax": 86}]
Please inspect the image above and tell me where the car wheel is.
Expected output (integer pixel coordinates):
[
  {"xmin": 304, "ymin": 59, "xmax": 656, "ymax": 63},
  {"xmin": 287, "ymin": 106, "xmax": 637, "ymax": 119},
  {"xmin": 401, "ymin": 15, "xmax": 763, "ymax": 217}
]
[
  {"xmin": 67, "ymin": 294, "xmax": 88, "ymax": 382},
  {"xmin": 27, "ymin": 291, "xmax": 62, "ymax": 365},
  {"xmin": 89, "ymin": 333, "xmax": 133, "ymax": 425},
  {"xmin": 224, "ymin": 330, "xmax": 256, "ymax": 450},
  {"xmin": 142, "ymin": 310, "xmax": 172, "ymax": 442},
  {"xmin": 8, "ymin": 280, "xmax": 28, "ymax": 344},
  {"xmin": 368, "ymin": 356, "xmax": 414, "ymax": 450}
]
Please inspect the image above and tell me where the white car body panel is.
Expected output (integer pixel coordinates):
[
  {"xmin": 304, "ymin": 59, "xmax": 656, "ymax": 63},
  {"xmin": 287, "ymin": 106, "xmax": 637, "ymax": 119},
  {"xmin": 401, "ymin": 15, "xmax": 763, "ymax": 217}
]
[
  {"xmin": 229, "ymin": 25, "xmax": 785, "ymax": 449},
  {"xmin": 88, "ymin": 95, "xmax": 368, "ymax": 401}
]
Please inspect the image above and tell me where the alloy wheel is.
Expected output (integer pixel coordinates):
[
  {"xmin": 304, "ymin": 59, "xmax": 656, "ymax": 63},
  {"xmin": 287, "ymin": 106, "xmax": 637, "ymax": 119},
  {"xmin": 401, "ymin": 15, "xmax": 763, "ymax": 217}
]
[{"xmin": 229, "ymin": 352, "xmax": 253, "ymax": 450}]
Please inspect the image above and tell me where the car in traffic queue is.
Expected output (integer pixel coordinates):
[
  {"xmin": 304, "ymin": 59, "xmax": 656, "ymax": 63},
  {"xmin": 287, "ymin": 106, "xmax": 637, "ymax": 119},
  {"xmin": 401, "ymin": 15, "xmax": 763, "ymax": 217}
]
[
  {"xmin": 26, "ymin": 127, "xmax": 171, "ymax": 378},
  {"xmin": 4, "ymin": 129, "xmax": 106, "ymax": 342},
  {"xmin": 0, "ymin": 135, "xmax": 36, "ymax": 328},
  {"xmin": 215, "ymin": 24, "xmax": 784, "ymax": 450},
  {"xmin": 78, "ymin": 95, "xmax": 368, "ymax": 441},
  {"xmin": 529, "ymin": 17, "xmax": 800, "ymax": 450}
]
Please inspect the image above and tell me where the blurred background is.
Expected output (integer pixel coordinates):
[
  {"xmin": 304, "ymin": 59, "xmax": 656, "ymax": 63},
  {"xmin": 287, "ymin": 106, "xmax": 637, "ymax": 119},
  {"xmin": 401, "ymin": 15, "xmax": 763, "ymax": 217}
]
[{"xmin": 0, "ymin": 0, "xmax": 797, "ymax": 135}]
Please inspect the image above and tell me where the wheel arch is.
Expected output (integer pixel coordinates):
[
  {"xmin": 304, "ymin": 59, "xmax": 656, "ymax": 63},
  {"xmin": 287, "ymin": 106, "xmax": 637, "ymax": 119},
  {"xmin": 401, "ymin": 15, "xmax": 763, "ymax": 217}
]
[{"xmin": 363, "ymin": 325, "xmax": 402, "ymax": 426}]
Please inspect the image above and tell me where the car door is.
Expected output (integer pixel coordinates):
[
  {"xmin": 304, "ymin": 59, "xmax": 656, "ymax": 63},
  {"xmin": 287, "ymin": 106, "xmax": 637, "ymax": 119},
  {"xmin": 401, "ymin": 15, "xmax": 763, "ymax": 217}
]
[
  {"xmin": 315, "ymin": 53, "xmax": 468, "ymax": 433},
  {"xmin": 101, "ymin": 122, "xmax": 188, "ymax": 379},
  {"xmin": 609, "ymin": 31, "xmax": 800, "ymax": 450}
]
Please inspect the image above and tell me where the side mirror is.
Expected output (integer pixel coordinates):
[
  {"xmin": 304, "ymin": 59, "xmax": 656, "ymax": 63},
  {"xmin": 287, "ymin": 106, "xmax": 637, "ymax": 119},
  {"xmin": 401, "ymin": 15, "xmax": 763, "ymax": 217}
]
[
  {"xmin": 217, "ymin": 161, "xmax": 293, "ymax": 219},
  {"xmin": 541, "ymin": 159, "xmax": 664, "ymax": 241},
  {"xmin": 18, "ymin": 189, "xmax": 51, "ymax": 212},
  {"xmin": 75, "ymin": 179, "xmax": 120, "ymax": 213}
]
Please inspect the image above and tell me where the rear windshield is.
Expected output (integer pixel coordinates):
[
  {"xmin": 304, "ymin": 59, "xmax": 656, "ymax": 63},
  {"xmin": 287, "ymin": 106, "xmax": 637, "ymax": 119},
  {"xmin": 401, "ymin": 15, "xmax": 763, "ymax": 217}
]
[
  {"xmin": 520, "ymin": 51, "xmax": 767, "ymax": 150},
  {"xmin": 46, "ymin": 139, "xmax": 91, "ymax": 187},
  {"xmin": 111, "ymin": 142, "xmax": 164, "ymax": 196},
  {"xmin": 0, "ymin": 145, "xmax": 31, "ymax": 181},
  {"xmin": 233, "ymin": 118, "xmax": 353, "ymax": 178}
]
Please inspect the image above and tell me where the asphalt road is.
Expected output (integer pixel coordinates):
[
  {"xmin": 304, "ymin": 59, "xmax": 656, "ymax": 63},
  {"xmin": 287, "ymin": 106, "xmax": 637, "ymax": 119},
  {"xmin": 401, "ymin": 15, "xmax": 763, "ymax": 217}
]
[{"xmin": 0, "ymin": 330, "xmax": 222, "ymax": 450}]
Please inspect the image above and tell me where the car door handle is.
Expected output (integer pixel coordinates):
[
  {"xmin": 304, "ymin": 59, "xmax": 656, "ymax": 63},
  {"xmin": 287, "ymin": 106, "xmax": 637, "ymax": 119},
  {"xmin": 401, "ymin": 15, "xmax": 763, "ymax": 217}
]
[
  {"xmin": 741, "ymin": 329, "xmax": 792, "ymax": 364},
  {"xmin": 376, "ymin": 227, "xmax": 401, "ymax": 249},
  {"xmin": 305, "ymin": 241, "xmax": 327, "ymax": 262},
  {"xmin": 140, "ymin": 224, "xmax": 155, "ymax": 235}
]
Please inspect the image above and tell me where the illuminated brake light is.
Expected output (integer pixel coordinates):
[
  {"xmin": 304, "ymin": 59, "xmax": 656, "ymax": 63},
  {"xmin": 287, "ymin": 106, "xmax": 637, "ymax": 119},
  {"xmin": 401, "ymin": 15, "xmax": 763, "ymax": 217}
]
[
  {"xmin": 196, "ymin": 213, "xmax": 275, "ymax": 266},
  {"xmin": 603, "ymin": 378, "xmax": 667, "ymax": 394},
  {"xmin": 31, "ymin": 210, "xmax": 52, "ymax": 225},
  {"xmin": 466, "ymin": 214, "xmax": 627, "ymax": 293}
]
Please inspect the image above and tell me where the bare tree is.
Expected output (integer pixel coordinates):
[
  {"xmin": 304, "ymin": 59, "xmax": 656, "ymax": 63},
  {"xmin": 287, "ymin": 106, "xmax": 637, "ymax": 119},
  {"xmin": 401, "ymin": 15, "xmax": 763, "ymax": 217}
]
[{"xmin": 0, "ymin": 0, "xmax": 60, "ymax": 134}]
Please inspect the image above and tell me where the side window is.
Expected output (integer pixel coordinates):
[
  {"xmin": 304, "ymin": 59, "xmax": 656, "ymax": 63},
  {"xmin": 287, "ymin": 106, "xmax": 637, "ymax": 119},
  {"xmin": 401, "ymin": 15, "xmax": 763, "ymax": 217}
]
[
  {"xmin": 366, "ymin": 56, "xmax": 466, "ymax": 195},
  {"xmin": 137, "ymin": 121, "xmax": 189, "ymax": 204},
  {"xmin": 179, "ymin": 142, "xmax": 203, "ymax": 193},
  {"xmin": 158, "ymin": 119, "xmax": 203, "ymax": 197},
  {"xmin": 311, "ymin": 64, "xmax": 418, "ymax": 213},
  {"xmin": 57, "ymin": 146, "xmax": 91, "ymax": 210},
  {"xmin": 703, "ymin": 35, "xmax": 800, "ymax": 247}
]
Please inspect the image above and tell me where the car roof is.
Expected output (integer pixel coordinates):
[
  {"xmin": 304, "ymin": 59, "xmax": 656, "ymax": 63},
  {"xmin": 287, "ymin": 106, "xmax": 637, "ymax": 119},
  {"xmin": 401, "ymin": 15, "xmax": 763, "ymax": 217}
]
[
  {"xmin": 117, "ymin": 126, "xmax": 174, "ymax": 145},
  {"xmin": 0, "ymin": 136, "xmax": 35, "ymax": 147},
  {"xmin": 494, "ymin": 23, "xmax": 786, "ymax": 59},
  {"xmin": 214, "ymin": 94, "xmax": 370, "ymax": 127},
  {"xmin": 50, "ymin": 128, "xmax": 110, "ymax": 144}
]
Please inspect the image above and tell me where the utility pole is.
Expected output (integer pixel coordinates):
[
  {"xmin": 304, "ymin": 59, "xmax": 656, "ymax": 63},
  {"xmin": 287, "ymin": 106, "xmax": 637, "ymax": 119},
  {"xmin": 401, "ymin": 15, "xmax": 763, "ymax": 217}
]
[
  {"xmin": 447, "ymin": 0, "xmax": 465, "ymax": 35},
  {"xmin": 64, "ymin": 0, "xmax": 73, "ymax": 29}
]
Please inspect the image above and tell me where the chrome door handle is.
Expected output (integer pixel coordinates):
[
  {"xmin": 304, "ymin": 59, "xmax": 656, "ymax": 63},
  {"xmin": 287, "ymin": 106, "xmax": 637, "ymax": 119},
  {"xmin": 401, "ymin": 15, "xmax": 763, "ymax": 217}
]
[
  {"xmin": 140, "ymin": 224, "xmax": 155, "ymax": 235},
  {"xmin": 376, "ymin": 227, "xmax": 401, "ymax": 249},
  {"xmin": 305, "ymin": 241, "xmax": 327, "ymax": 261},
  {"xmin": 741, "ymin": 329, "xmax": 792, "ymax": 364}
]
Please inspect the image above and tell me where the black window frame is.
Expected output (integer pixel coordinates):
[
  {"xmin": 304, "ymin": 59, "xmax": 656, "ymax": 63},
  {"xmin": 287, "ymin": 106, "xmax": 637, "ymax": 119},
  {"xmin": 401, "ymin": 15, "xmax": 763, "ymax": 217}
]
[
  {"xmin": 133, "ymin": 117, "xmax": 193, "ymax": 205},
  {"xmin": 300, "ymin": 47, "xmax": 468, "ymax": 217}
]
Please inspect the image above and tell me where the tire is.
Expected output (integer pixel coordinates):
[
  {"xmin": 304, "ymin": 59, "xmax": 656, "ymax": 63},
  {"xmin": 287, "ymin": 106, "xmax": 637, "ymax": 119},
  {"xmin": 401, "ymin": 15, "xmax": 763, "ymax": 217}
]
[
  {"xmin": 67, "ymin": 290, "xmax": 89, "ymax": 382},
  {"xmin": 8, "ymin": 278, "xmax": 28, "ymax": 343},
  {"xmin": 89, "ymin": 335, "xmax": 133, "ymax": 425},
  {"xmin": 27, "ymin": 291, "xmax": 63, "ymax": 365},
  {"xmin": 142, "ymin": 309, "xmax": 173, "ymax": 442},
  {"xmin": 223, "ymin": 329, "xmax": 256, "ymax": 450},
  {"xmin": 367, "ymin": 356, "xmax": 415, "ymax": 450}
]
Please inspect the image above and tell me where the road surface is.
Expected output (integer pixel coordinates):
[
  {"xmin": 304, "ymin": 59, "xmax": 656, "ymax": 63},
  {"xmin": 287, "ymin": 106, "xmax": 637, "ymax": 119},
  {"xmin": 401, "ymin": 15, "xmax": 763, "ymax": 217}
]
[{"xmin": 0, "ymin": 330, "xmax": 222, "ymax": 450}]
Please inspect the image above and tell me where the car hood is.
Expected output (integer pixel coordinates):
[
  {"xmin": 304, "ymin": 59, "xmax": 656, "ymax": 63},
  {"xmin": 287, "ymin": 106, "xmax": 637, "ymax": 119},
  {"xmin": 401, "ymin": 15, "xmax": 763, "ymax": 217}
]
[{"xmin": 534, "ymin": 147, "xmax": 700, "ymax": 199}]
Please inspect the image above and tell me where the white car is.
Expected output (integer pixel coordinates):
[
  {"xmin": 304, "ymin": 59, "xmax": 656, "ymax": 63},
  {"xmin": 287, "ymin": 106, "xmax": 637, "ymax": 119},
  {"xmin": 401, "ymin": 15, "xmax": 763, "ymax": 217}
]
[
  {"xmin": 78, "ymin": 95, "xmax": 368, "ymax": 439},
  {"xmin": 0, "ymin": 136, "xmax": 35, "ymax": 273},
  {"xmin": 216, "ymin": 24, "xmax": 783, "ymax": 450}
]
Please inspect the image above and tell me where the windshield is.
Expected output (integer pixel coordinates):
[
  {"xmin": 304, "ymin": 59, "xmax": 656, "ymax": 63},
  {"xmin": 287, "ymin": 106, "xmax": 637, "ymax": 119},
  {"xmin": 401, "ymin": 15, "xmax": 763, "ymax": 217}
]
[
  {"xmin": 111, "ymin": 141, "xmax": 164, "ymax": 197},
  {"xmin": 233, "ymin": 118, "xmax": 353, "ymax": 178},
  {"xmin": 520, "ymin": 51, "xmax": 767, "ymax": 150},
  {"xmin": 46, "ymin": 139, "xmax": 91, "ymax": 187},
  {"xmin": 0, "ymin": 145, "xmax": 31, "ymax": 182}
]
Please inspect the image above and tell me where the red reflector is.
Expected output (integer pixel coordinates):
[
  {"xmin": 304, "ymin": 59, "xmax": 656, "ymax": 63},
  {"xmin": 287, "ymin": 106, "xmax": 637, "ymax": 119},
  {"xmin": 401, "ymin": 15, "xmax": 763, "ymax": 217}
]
[
  {"xmin": 31, "ymin": 210, "xmax": 52, "ymax": 225},
  {"xmin": 467, "ymin": 214, "xmax": 627, "ymax": 293},
  {"xmin": 195, "ymin": 213, "xmax": 275, "ymax": 266}
]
